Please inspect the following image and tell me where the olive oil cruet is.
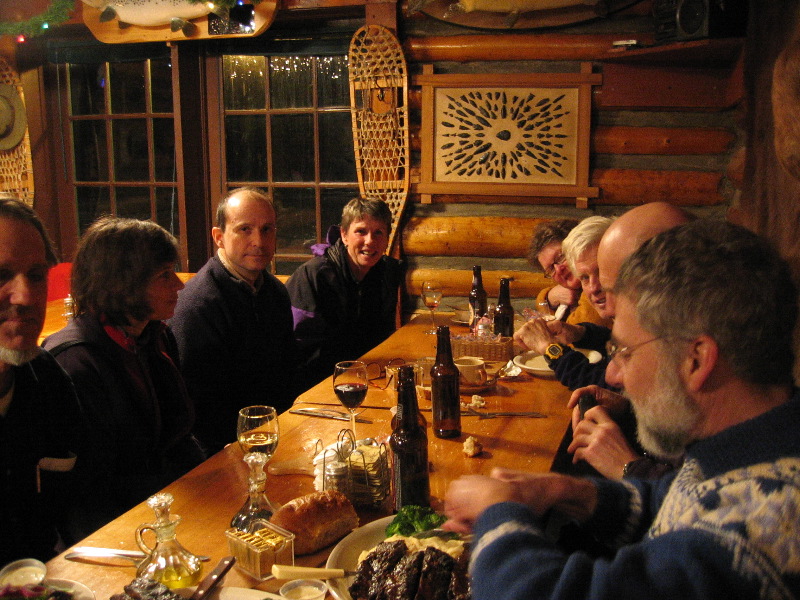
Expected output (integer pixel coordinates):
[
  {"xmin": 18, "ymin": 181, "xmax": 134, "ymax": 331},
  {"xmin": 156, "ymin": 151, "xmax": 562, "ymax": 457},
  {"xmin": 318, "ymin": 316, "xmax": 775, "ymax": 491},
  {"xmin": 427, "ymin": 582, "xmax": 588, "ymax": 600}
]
[{"xmin": 135, "ymin": 492, "xmax": 203, "ymax": 588}]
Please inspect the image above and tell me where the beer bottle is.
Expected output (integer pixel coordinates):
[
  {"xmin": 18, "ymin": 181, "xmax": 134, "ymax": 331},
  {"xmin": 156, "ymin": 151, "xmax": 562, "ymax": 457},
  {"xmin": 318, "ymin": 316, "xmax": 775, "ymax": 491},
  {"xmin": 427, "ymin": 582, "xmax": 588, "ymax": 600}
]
[
  {"xmin": 468, "ymin": 265, "xmax": 488, "ymax": 329},
  {"xmin": 494, "ymin": 277, "xmax": 514, "ymax": 337},
  {"xmin": 390, "ymin": 365, "xmax": 430, "ymax": 509},
  {"xmin": 431, "ymin": 326, "xmax": 461, "ymax": 439}
]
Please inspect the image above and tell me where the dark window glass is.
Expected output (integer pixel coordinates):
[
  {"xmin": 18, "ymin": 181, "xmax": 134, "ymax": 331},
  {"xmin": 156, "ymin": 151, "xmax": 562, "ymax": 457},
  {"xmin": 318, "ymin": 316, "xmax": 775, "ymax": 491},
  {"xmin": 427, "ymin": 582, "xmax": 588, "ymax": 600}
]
[
  {"xmin": 76, "ymin": 186, "xmax": 110, "ymax": 234},
  {"xmin": 69, "ymin": 63, "xmax": 105, "ymax": 116},
  {"xmin": 271, "ymin": 114, "xmax": 314, "ymax": 182},
  {"xmin": 151, "ymin": 57, "xmax": 173, "ymax": 113},
  {"xmin": 319, "ymin": 112, "xmax": 356, "ymax": 182},
  {"xmin": 110, "ymin": 62, "xmax": 146, "ymax": 114},
  {"xmin": 317, "ymin": 56, "xmax": 349, "ymax": 108},
  {"xmin": 225, "ymin": 114, "xmax": 267, "ymax": 181},
  {"xmin": 116, "ymin": 187, "xmax": 151, "ymax": 220},
  {"xmin": 156, "ymin": 187, "xmax": 180, "ymax": 237},
  {"xmin": 112, "ymin": 119, "xmax": 149, "ymax": 181},
  {"xmin": 321, "ymin": 187, "xmax": 357, "ymax": 232},
  {"xmin": 273, "ymin": 187, "xmax": 315, "ymax": 256},
  {"xmin": 72, "ymin": 120, "xmax": 108, "ymax": 182},
  {"xmin": 269, "ymin": 56, "xmax": 312, "ymax": 109},
  {"xmin": 153, "ymin": 118, "xmax": 176, "ymax": 182},
  {"xmin": 223, "ymin": 55, "xmax": 266, "ymax": 110}
]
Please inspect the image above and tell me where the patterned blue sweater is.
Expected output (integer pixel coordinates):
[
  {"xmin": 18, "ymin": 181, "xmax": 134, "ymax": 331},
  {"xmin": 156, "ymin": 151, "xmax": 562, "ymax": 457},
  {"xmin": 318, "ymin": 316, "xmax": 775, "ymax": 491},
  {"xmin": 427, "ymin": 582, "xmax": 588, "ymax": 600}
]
[{"xmin": 470, "ymin": 390, "xmax": 800, "ymax": 600}]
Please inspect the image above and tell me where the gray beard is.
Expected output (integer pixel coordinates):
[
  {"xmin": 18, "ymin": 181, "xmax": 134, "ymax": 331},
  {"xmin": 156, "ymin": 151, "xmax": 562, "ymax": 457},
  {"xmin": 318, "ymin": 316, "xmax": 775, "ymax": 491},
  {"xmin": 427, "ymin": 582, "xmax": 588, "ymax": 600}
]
[
  {"xmin": 631, "ymin": 359, "xmax": 701, "ymax": 461},
  {"xmin": 0, "ymin": 345, "xmax": 42, "ymax": 366}
]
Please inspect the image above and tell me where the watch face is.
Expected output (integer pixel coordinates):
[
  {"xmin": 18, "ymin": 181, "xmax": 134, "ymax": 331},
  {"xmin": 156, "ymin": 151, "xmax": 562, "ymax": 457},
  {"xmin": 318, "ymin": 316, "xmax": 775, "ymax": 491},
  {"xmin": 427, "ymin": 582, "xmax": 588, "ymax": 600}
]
[{"xmin": 546, "ymin": 344, "xmax": 563, "ymax": 359}]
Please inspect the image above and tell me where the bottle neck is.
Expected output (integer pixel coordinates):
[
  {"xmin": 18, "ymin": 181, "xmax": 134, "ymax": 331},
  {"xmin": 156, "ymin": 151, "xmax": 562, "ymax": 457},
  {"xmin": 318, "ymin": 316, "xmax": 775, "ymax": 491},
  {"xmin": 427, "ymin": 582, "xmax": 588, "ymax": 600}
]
[
  {"xmin": 435, "ymin": 327, "xmax": 453, "ymax": 363},
  {"xmin": 498, "ymin": 279, "xmax": 510, "ymax": 305}
]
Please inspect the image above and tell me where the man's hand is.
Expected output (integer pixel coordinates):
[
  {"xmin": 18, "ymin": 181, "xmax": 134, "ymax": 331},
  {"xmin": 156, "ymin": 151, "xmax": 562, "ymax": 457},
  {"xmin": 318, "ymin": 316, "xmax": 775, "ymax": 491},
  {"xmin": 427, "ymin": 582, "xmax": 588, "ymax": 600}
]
[
  {"xmin": 544, "ymin": 320, "xmax": 585, "ymax": 346},
  {"xmin": 513, "ymin": 319, "xmax": 555, "ymax": 354},
  {"xmin": 546, "ymin": 285, "xmax": 581, "ymax": 308},
  {"xmin": 443, "ymin": 467, "xmax": 598, "ymax": 533},
  {"xmin": 569, "ymin": 405, "xmax": 640, "ymax": 479},
  {"xmin": 568, "ymin": 385, "xmax": 629, "ymax": 417}
]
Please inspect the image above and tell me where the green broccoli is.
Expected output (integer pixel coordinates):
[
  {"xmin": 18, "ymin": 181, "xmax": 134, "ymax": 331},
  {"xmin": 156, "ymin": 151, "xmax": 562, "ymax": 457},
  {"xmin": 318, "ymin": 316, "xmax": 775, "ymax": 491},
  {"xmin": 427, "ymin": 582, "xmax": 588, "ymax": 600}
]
[{"xmin": 385, "ymin": 505, "xmax": 446, "ymax": 537}]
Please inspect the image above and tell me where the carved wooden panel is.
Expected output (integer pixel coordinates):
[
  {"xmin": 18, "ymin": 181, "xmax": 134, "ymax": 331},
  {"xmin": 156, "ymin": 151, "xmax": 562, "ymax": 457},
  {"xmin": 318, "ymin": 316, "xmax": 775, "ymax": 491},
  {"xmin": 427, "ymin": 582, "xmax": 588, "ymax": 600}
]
[{"xmin": 416, "ymin": 64, "xmax": 601, "ymax": 206}]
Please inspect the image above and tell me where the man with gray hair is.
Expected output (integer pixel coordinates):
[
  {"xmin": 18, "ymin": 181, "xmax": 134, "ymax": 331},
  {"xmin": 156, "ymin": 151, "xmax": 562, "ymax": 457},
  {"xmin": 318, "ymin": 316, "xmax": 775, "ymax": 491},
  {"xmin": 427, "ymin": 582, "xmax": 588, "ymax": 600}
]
[
  {"xmin": 443, "ymin": 219, "xmax": 800, "ymax": 600},
  {"xmin": 0, "ymin": 197, "xmax": 82, "ymax": 563}
]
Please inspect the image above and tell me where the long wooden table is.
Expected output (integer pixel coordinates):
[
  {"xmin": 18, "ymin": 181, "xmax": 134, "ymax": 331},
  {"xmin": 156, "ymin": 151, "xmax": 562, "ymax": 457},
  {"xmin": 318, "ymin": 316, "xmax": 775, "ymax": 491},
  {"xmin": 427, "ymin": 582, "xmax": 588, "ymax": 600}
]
[{"xmin": 43, "ymin": 315, "xmax": 572, "ymax": 599}]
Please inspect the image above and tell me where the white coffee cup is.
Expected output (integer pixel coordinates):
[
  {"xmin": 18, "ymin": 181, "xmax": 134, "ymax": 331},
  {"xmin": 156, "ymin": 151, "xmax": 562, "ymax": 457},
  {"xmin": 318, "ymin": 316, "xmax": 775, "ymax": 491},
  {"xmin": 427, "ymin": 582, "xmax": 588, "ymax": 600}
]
[{"xmin": 454, "ymin": 356, "xmax": 488, "ymax": 386}]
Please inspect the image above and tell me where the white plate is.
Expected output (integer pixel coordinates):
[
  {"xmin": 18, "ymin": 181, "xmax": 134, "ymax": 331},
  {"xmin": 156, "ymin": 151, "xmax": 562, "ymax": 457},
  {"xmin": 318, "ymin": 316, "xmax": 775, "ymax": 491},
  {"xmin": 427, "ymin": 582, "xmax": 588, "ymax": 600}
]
[
  {"xmin": 325, "ymin": 516, "xmax": 394, "ymax": 600},
  {"xmin": 176, "ymin": 587, "xmax": 282, "ymax": 600},
  {"xmin": 44, "ymin": 579, "xmax": 96, "ymax": 600},
  {"xmin": 513, "ymin": 348, "xmax": 602, "ymax": 376}
]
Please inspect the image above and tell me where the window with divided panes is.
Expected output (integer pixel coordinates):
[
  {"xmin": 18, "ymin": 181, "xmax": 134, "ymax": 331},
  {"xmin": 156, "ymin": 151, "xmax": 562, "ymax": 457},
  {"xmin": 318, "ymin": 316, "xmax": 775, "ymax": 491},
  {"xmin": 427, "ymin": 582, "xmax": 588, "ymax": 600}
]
[{"xmin": 220, "ymin": 54, "xmax": 358, "ymax": 276}]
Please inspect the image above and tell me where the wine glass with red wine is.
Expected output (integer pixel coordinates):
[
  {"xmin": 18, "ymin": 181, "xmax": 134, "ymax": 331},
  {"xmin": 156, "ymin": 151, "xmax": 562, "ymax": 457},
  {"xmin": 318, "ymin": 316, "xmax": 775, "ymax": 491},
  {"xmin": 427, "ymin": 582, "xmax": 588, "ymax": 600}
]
[
  {"xmin": 421, "ymin": 280, "xmax": 443, "ymax": 334},
  {"xmin": 333, "ymin": 360, "xmax": 369, "ymax": 440}
]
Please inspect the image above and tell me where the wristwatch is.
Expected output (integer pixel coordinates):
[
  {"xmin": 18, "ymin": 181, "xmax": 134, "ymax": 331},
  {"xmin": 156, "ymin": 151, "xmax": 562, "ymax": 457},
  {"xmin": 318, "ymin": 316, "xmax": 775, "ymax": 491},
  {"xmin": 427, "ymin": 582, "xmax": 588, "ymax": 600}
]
[{"xmin": 544, "ymin": 343, "xmax": 565, "ymax": 361}]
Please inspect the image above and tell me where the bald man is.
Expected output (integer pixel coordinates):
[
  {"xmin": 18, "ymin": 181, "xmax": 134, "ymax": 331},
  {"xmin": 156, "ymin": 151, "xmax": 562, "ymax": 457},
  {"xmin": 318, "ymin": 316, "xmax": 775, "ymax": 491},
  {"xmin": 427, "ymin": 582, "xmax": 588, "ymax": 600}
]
[
  {"xmin": 598, "ymin": 202, "xmax": 693, "ymax": 315},
  {"xmin": 566, "ymin": 202, "xmax": 694, "ymax": 478},
  {"xmin": 169, "ymin": 187, "xmax": 298, "ymax": 454}
]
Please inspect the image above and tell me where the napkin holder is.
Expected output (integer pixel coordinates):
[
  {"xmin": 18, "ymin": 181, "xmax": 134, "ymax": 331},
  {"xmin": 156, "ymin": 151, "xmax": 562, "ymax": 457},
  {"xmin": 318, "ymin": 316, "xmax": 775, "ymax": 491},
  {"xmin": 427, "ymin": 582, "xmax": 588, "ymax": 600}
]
[{"xmin": 225, "ymin": 521, "xmax": 295, "ymax": 580}]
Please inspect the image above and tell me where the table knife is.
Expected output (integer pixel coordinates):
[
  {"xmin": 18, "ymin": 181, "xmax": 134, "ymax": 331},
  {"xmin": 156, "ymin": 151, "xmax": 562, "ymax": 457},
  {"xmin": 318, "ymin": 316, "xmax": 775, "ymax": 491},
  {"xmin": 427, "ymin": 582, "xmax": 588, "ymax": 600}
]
[
  {"xmin": 65, "ymin": 547, "xmax": 212, "ymax": 562},
  {"xmin": 271, "ymin": 564, "xmax": 357, "ymax": 579},
  {"xmin": 289, "ymin": 407, "xmax": 372, "ymax": 423},
  {"xmin": 189, "ymin": 556, "xmax": 235, "ymax": 600}
]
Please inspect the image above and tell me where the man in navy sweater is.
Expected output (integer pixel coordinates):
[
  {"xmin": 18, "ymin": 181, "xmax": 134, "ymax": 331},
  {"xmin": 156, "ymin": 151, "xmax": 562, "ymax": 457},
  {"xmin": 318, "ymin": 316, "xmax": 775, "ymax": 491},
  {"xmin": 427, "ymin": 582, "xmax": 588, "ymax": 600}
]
[
  {"xmin": 444, "ymin": 219, "xmax": 800, "ymax": 600},
  {"xmin": 169, "ymin": 188, "xmax": 297, "ymax": 454}
]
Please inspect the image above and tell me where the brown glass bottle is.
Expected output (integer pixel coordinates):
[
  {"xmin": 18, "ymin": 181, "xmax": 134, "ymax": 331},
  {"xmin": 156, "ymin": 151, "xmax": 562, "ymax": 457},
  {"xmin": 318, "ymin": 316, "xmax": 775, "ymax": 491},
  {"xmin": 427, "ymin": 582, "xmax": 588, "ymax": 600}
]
[
  {"xmin": 430, "ymin": 326, "xmax": 461, "ymax": 438},
  {"xmin": 390, "ymin": 365, "xmax": 430, "ymax": 509},
  {"xmin": 494, "ymin": 277, "xmax": 514, "ymax": 337},
  {"xmin": 468, "ymin": 265, "xmax": 488, "ymax": 329}
]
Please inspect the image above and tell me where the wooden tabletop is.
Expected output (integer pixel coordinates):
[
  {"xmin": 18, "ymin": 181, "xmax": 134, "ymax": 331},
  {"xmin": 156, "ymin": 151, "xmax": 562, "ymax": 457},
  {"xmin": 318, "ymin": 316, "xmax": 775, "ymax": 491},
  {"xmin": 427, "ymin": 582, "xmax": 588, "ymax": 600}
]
[{"xmin": 43, "ymin": 315, "xmax": 572, "ymax": 599}]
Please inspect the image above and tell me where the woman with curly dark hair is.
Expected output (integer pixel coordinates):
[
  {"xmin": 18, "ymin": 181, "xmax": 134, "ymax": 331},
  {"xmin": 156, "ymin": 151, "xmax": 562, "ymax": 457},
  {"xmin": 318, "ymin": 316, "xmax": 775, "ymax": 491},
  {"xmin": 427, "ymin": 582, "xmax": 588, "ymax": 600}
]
[{"xmin": 43, "ymin": 216, "xmax": 205, "ymax": 537}]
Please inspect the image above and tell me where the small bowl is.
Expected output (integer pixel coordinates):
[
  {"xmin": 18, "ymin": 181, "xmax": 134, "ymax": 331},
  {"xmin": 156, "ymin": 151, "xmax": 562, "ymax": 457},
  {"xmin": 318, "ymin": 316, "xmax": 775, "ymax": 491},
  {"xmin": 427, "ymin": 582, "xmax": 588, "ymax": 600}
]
[
  {"xmin": 279, "ymin": 578, "xmax": 328, "ymax": 600},
  {"xmin": 0, "ymin": 558, "xmax": 47, "ymax": 586}
]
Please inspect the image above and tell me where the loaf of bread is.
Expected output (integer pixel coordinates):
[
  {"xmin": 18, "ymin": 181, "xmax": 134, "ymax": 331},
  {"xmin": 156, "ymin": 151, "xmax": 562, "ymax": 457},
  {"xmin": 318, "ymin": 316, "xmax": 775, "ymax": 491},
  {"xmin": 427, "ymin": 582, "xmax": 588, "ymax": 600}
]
[{"xmin": 270, "ymin": 490, "xmax": 359, "ymax": 555}]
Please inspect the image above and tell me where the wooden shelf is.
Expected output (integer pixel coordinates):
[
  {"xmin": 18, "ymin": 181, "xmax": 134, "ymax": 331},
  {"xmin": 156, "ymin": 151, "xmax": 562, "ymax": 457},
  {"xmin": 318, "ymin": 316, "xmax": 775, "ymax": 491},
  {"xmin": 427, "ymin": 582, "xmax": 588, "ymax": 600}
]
[{"xmin": 600, "ymin": 37, "xmax": 745, "ymax": 68}]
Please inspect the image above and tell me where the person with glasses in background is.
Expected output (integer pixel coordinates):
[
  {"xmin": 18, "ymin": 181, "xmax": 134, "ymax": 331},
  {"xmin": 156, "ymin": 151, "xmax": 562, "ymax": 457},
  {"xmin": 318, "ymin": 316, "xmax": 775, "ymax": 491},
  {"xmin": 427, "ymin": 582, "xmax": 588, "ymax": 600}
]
[
  {"xmin": 444, "ymin": 219, "xmax": 800, "ymax": 600},
  {"xmin": 527, "ymin": 219, "xmax": 606, "ymax": 326}
]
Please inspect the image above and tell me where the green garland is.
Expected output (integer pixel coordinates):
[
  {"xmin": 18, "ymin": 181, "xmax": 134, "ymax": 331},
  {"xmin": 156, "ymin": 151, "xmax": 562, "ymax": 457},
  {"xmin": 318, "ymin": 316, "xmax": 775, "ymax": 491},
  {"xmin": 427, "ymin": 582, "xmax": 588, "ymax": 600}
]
[{"xmin": 0, "ymin": 0, "xmax": 75, "ymax": 38}]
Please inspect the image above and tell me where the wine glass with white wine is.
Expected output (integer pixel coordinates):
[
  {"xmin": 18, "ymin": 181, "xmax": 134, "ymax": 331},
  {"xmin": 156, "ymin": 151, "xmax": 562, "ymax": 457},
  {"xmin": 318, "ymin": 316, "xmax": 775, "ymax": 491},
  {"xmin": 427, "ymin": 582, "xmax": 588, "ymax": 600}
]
[
  {"xmin": 237, "ymin": 405, "xmax": 279, "ymax": 458},
  {"xmin": 421, "ymin": 280, "xmax": 443, "ymax": 334}
]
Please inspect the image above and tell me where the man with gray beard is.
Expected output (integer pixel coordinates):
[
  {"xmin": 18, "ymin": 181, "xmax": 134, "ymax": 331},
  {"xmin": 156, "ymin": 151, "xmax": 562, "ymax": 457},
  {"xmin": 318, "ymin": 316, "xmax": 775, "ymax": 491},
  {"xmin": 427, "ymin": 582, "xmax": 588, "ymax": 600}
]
[
  {"xmin": 0, "ymin": 197, "xmax": 82, "ymax": 564},
  {"xmin": 442, "ymin": 220, "xmax": 800, "ymax": 600}
]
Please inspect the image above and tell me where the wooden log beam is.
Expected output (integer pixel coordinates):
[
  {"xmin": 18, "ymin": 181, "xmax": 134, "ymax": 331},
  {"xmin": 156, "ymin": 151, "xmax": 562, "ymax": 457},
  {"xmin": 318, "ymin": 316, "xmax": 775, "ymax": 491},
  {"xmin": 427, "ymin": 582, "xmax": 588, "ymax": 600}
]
[
  {"xmin": 407, "ymin": 169, "xmax": 727, "ymax": 206},
  {"xmin": 402, "ymin": 216, "xmax": 544, "ymax": 257},
  {"xmin": 596, "ymin": 63, "xmax": 741, "ymax": 110},
  {"xmin": 592, "ymin": 126, "xmax": 735, "ymax": 155},
  {"xmin": 407, "ymin": 267, "xmax": 546, "ymax": 298},
  {"xmin": 403, "ymin": 33, "xmax": 655, "ymax": 63},
  {"xmin": 593, "ymin": 168, "xmax": 726, "ymax": 205}
]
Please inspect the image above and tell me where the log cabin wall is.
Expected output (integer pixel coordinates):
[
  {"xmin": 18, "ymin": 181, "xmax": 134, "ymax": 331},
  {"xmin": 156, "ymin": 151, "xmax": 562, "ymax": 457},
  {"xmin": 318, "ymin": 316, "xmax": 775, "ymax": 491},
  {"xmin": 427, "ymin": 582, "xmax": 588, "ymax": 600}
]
[{"xmin": 394, "ymin": 3, "xmax": 743, "ymax": 319}]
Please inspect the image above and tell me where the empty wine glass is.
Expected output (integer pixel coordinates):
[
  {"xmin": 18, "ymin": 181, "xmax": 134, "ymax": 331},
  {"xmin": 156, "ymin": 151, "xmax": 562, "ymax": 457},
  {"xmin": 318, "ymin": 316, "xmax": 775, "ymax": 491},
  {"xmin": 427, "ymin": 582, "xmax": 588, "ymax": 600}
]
[
  {"xmin": 333, "ymin": 361, "xmax": 368, "ymax": 440},
  {"xmin": 421, "ymin": 280, "xmax": 443, "ymax": 334},
  {"xmin": 237, "ymin": 405, "xmax": 279, "ymax": 459}
]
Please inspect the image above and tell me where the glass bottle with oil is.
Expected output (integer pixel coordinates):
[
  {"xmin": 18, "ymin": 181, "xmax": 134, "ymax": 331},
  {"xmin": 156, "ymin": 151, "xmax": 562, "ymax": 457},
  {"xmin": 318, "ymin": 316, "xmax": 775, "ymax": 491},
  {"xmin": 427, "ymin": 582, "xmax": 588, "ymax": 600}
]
[{"xmin": 135, "ymin": 492, "xmax": 203, "ymax": 589}]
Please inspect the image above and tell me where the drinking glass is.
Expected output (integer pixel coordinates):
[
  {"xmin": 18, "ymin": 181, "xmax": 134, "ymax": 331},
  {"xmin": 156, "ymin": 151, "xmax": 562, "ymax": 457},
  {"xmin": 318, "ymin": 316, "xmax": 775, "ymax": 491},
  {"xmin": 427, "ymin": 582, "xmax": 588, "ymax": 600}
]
[
  {"xmin": 421, "ymin": 280, "xmax": 443, "ymax": 334},
  {"xmin": 333, "ymin": 360, "xmax": 368, "ymax": 440},
  {"xmin": 237, "ymin": 405, "xmax": 280, "ymax": 459}
]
